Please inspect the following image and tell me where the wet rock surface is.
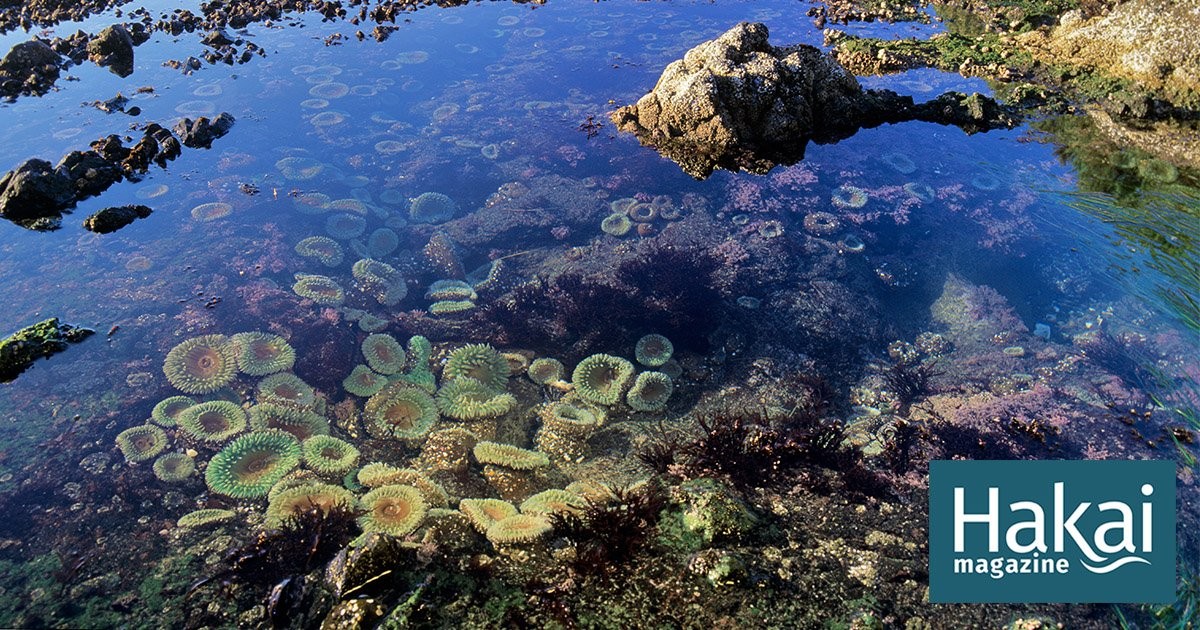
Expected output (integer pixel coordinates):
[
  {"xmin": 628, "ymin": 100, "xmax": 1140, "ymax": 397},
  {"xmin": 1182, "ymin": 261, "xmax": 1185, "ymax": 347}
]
[
  {"xmin": 0, "ymin": 318, "xmax": 94, "ymax": 383},
  {"xmin": 0, "ymin": 114, "xmax": 234, "ymax": 230},
  {"xmin": 0, "ymin": 39, "xmax": 63, "ymax": 99},
  {"xmin": 86, "ymin": 23, "xmax": 141, "ymax": 76},
  {"xmin": 82, "ymin": 203, "xmax": 152, "ymax": 233},
  {"xmin": 611, "ymin": 22, "xmax": 1015, "ymax": 178}
]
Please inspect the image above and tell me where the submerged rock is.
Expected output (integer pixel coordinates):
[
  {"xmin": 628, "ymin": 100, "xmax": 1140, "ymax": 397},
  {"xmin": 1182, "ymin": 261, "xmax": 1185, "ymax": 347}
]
[
  {"xmin": 611, "ymin": 22, "xmax": 1015, "ymax": 178},
  {"xmin": 175, "ymin": 113, "xmax": 236, "ymax": 149},
  {"xmin": 0, "ymin": 318, "xmax": 94, "ymax": 383},
  {"xmin": 82, "ymin": 204, "xmax": 152, "ymax": 233}
]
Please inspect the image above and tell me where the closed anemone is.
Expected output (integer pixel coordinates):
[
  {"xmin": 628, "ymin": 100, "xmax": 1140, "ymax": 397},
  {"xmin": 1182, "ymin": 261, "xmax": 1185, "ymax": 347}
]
[
  {"xmin": 539, "ymin": 399, "xmax": 603, "ymax": 436},
  {"xmin": 486, "ymin": 514, "xmax": 552, "ymax": 545},
  {"xmin": 472, "ymin": 441, "xmax": 549, "ymax": 471},
  {"xmin": 425, "ymin": 279, "xmax": 476, "ymax": 301},
  {"xmin": 437, "ymin": 378, "xmax": 517, "ymax": 420},
  {"xmin": 116, "ymin": 425, "xmax": 169, "ymax": 463},
  {"xmin": 571, "ymin": 354, "xmax": 634, "ymax": 406},
  {"xmin": 163, "ymin": 334, "xmax": 238, "ymax": 394},
  {"xmin": 257, "ymin": 373, "xmax": 317, "ymax": 408},
  {"xmin": 151, "ymin": 395, "xmax": 195, "ymax": 427},
  {"xmin": 626, "ymin": 371, "xmax": 673, "ymax": 412},
  {"xmin": 634, "ymin": 334, "xmax": 673, "ymax": 367},
  {"xmin": 362, "ymin": 334, "xmax": 406, "ymax": 375},
  {"xmin": 443, "ymin": 343, "xmax": 509, "ymax": 392},
  {"xmin": 177, "ymin": 508, "xmax": 236, "ymax": 529},
  {"xmin": 831, "ymin": 185, "xmax": 868, "ymax": 209},
  {"xmin": 178, "ymin": 400, "xmax": 248, "ymax": 444},
  {"xmin": 205, "ymin": 429, "xmax": 302, "ymax": 499},
  {"xmin": 409, "ymin": 192, "xmax": 457, "ymax": 224},
  {"xmin": 153, "ymin": 452, "xmax": 196, "ymax": 482},
  {"xmin": 266, "ymin": 482, "xmax": 356, "ymax": 528},
  {"xmin": 230, "ymin": 332, "xmax": 296, "ymax": 376},
  {"xmin": 358, "ymin": 484, "xmax": 427, "ymax": 536},
  {"xmin": 364, "ymin": 383, "xmax": 439, "ymax": 440},
  {"xmin": 302, "ymin": 435, "xmax": 360, "ymax": 476},
  {"xmin": 429, "ymin": 300, "xmax": 475, "ymax": 315},
  {"xmin": 325, "ymin": 213, "xmax": 367, "ymax": 239}
]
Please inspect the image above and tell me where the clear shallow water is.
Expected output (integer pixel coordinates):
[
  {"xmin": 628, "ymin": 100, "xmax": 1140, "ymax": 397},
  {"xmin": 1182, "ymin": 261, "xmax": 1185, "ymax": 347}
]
[{"xmin": 0, "ymin": 0, "xmax": 1196, "ymax": 626}]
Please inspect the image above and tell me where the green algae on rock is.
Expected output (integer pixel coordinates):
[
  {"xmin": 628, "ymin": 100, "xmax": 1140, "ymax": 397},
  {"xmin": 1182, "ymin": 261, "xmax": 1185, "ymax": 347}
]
[{"xmin": 0, "ymin": 317, "xmax": 94, "ymax": 382}]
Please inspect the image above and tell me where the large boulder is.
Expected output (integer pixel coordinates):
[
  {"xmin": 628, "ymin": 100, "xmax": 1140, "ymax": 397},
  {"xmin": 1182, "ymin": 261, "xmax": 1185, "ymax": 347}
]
[
  {"xmin": 0, "ymin": 159, "xmax": 75, "ymax": 227},
  {"xmin": 611, "ymin": 22, "xmax": 1015, "ymax": 178},
  {"xmin": 174, "ymin": 113, "xmax": 236, "ymax": 149}
]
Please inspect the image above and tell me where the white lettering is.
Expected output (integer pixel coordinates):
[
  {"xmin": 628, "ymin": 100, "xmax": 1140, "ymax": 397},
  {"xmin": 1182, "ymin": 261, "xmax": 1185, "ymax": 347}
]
[{"xmin": 954, "ymin": 487, "xmax": 998, "ymax": 552}]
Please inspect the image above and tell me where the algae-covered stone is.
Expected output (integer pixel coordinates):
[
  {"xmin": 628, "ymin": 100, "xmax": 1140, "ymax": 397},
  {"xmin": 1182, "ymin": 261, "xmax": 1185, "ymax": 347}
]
[
  {"xmin": 666, "ymin": 478, "xmax": 757, "ymax": 549},
  {"xmin": 0, "ymin": 318, "xmax": 94, "ymax": 382}
]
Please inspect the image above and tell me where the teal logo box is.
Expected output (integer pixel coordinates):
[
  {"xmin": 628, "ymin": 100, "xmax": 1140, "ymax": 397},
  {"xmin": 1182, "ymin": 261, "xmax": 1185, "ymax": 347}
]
[{"xmin": 929, "ymin": 460, "xmax": 1175, "ymax": 603}]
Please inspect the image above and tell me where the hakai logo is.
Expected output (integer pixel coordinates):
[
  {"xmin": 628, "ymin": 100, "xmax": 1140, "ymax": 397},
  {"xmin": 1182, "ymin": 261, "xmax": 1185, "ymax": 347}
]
[{"xmin": 929, "ymin": 460, "xmax": 1176, "ymax": 603}]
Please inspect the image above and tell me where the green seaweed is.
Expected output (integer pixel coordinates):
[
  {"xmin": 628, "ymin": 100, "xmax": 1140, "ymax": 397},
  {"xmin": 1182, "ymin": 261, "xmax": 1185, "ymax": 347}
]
[{"xmin": 0, "ymin": 318, "xmax": 94, "ymax": 383}]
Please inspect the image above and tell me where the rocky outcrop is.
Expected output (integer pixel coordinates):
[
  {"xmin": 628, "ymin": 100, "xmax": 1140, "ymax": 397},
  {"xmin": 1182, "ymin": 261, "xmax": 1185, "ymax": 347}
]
[
  {"xmin": 0, "ymin": 160, "xmax": 75, "ymax": 228},
  {"xmin": 0, "ymin": 39, "xmax": 62, "ymax": 99},
  {"xmin": 82, "ymin": 204, "xmax": 153, "ymax": 233},
  {"xmin": 611, "ymin": 22, "xmax": 1016, "ymax": 178}
]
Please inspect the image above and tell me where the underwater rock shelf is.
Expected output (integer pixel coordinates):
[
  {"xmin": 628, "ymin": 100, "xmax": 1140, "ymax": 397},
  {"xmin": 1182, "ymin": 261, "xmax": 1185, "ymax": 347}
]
[
  {"xmin": 0, "ymin": 318, "xmax": 94, "ymax": 383},
  {"xmin": 611, "ymin": 22, "xmax": 1017, "ymax": 179}
]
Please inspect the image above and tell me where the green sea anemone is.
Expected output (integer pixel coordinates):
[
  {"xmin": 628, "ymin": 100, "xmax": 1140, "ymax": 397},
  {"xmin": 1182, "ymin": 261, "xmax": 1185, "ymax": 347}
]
[
  {"xmin": 881, "ymin": 152, "xmax": 917, "ymax": 174},
  {"xmin": 409, "ymin": 192, "xmax": 457, "ymax": 224},
  {"xmin": 501, "ymin": 352, "xmax": 529, "ymax": 376},
  {"xmin": 357, "ymin": 461, "xmax": 405, "ymax": 487},
  {"xmin": 600, "ymin": 212, "xmax": 632, "ymax": 236},
  {"xmin": 266, "ymin": 482, "xmax": 356, "ymax": 528},
  {"xmin": 802, "ymin": 211, "xmax": 841, "ymax": 236},
  {"xmin": 519, "ymin": 489, "xmax": 585, "ymax": 516},
  {"xmin": 403, "ymin": 335, "xmax": 436, "ymax": 391},
  {"xmin": 302, "ymin": 435, "xmax": 359, "ymax": 476},
  {"xmin": 275, "ymin": 156, "xmax": 324, "ymax": 181},
  {"xmin": 831, "ymin": 185, "xmax": 868, "ymax": 209},
  {"xmin": 325, "ymin": 213, "xmax": 367, "ymax": 239},
  {"xmin": 437, "ymin": 378, "xmax": 517, "ymax": 420},
  {"xmin": 362, "ymin": 334, "xmax": 405, "ymax": 375},
  {"xmin": 425, "ymin": 280, "xmax": 476, "ymax": 301},
  {"xmin": 116, "ymin": 425, "xmax": 169, "ymax": 463},
  {"xmin": 294, "ymin": 236, "xmax": 344, "ymax": 267},
  {"xmin": 153, "ymin": 452, "xmax": 196, "ymax": 482},
  {"xmin": 178, "ymin": 400, "xmax": 247, "ymax": 444},
  {"xmin": 758, "ymin": 220, "xmax": 783, "ymax": 238},
  {"xmin": 364, "ymin": 383, "xmax": 439, "ymax": 440},
  {"xmin": 459, "ymin": 498, "xmax": 518, "ymax": 533},
  {"xmin": 626, "ymin": 371, "xmax": 673, "ymax": 412},
  {"xmin": 429, "ymin": 300, "xmax": 475, "ymax": 315},
  {"xmin": 472, "ymin": 441, "xmax": 549, "ymax": 471},
  {"xmin": 628, "ymin": 202, "xmax": 657, "ymax": 223},
  {"xmin": 230, "ymin": 332, "xmax": 295, "ymax": 376},
  {"xmin": 526, "ymin": 358, "xmax": 564, "ymax": 385},
  {"xmin": 163, "ymin": 334, "xmax": 238, "ymax": 394},
  {"xmin": 205, "ymin": 429, "xmax": 302, "ymax": 499},
  {"xmin": 343, "ymin": 365, "xmax": 387, "ymax": 397},
  {"xmin": 176, "ymin": 508, "xmax": 236, "ymax": 529},
  {"xmin": 539, "ymin": 399, "xmax": 604, "ymax": 436},
  {"xmin": 902, "ymin": 182, "xmax": 935, "ymax": 203},
  {"xmin": 248, "ymin": 401, "xmax": 329, "ymax": 440},
  {"xmin": 367, "ymin": 228, "xmax": 400, "ymax": 257},
  {"xmin": 444, "ymin": 343, "xmax": 509, "ymax": 392},
  {"xmin": 151, "ymin": 395, "xmax": 195, "ymax": 427},
  {"xmin": 257, "ymin": 373, "xmax": 317, "ymax": 408},
  {"xmin": 357, "ymin": 313, "xmax": 389, "ymax": 333},
  {"xmin": 358, "ymin": 484, "xmax": 427, "ymax": 536},
  {"xmin": 486, "ymin": 514, "xmax": 552, "ymax": 545},
  {"xmin": 610, "ymin": 197, "xmax": 638, "ymax": 214},
  {"xmin": 571, "ymin": 354, "xmax": 634, "ymax": 406},
  {"xmin": 292, "ymin": 274, "xmax": 345, "ymax": 306},
  {"xmin": 352, "ymin": 258, "xmax": 407, "ymax": 306},
  {"xmin": 634, "ymin": 334, "xmax": 673, "ymax": 367}
]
